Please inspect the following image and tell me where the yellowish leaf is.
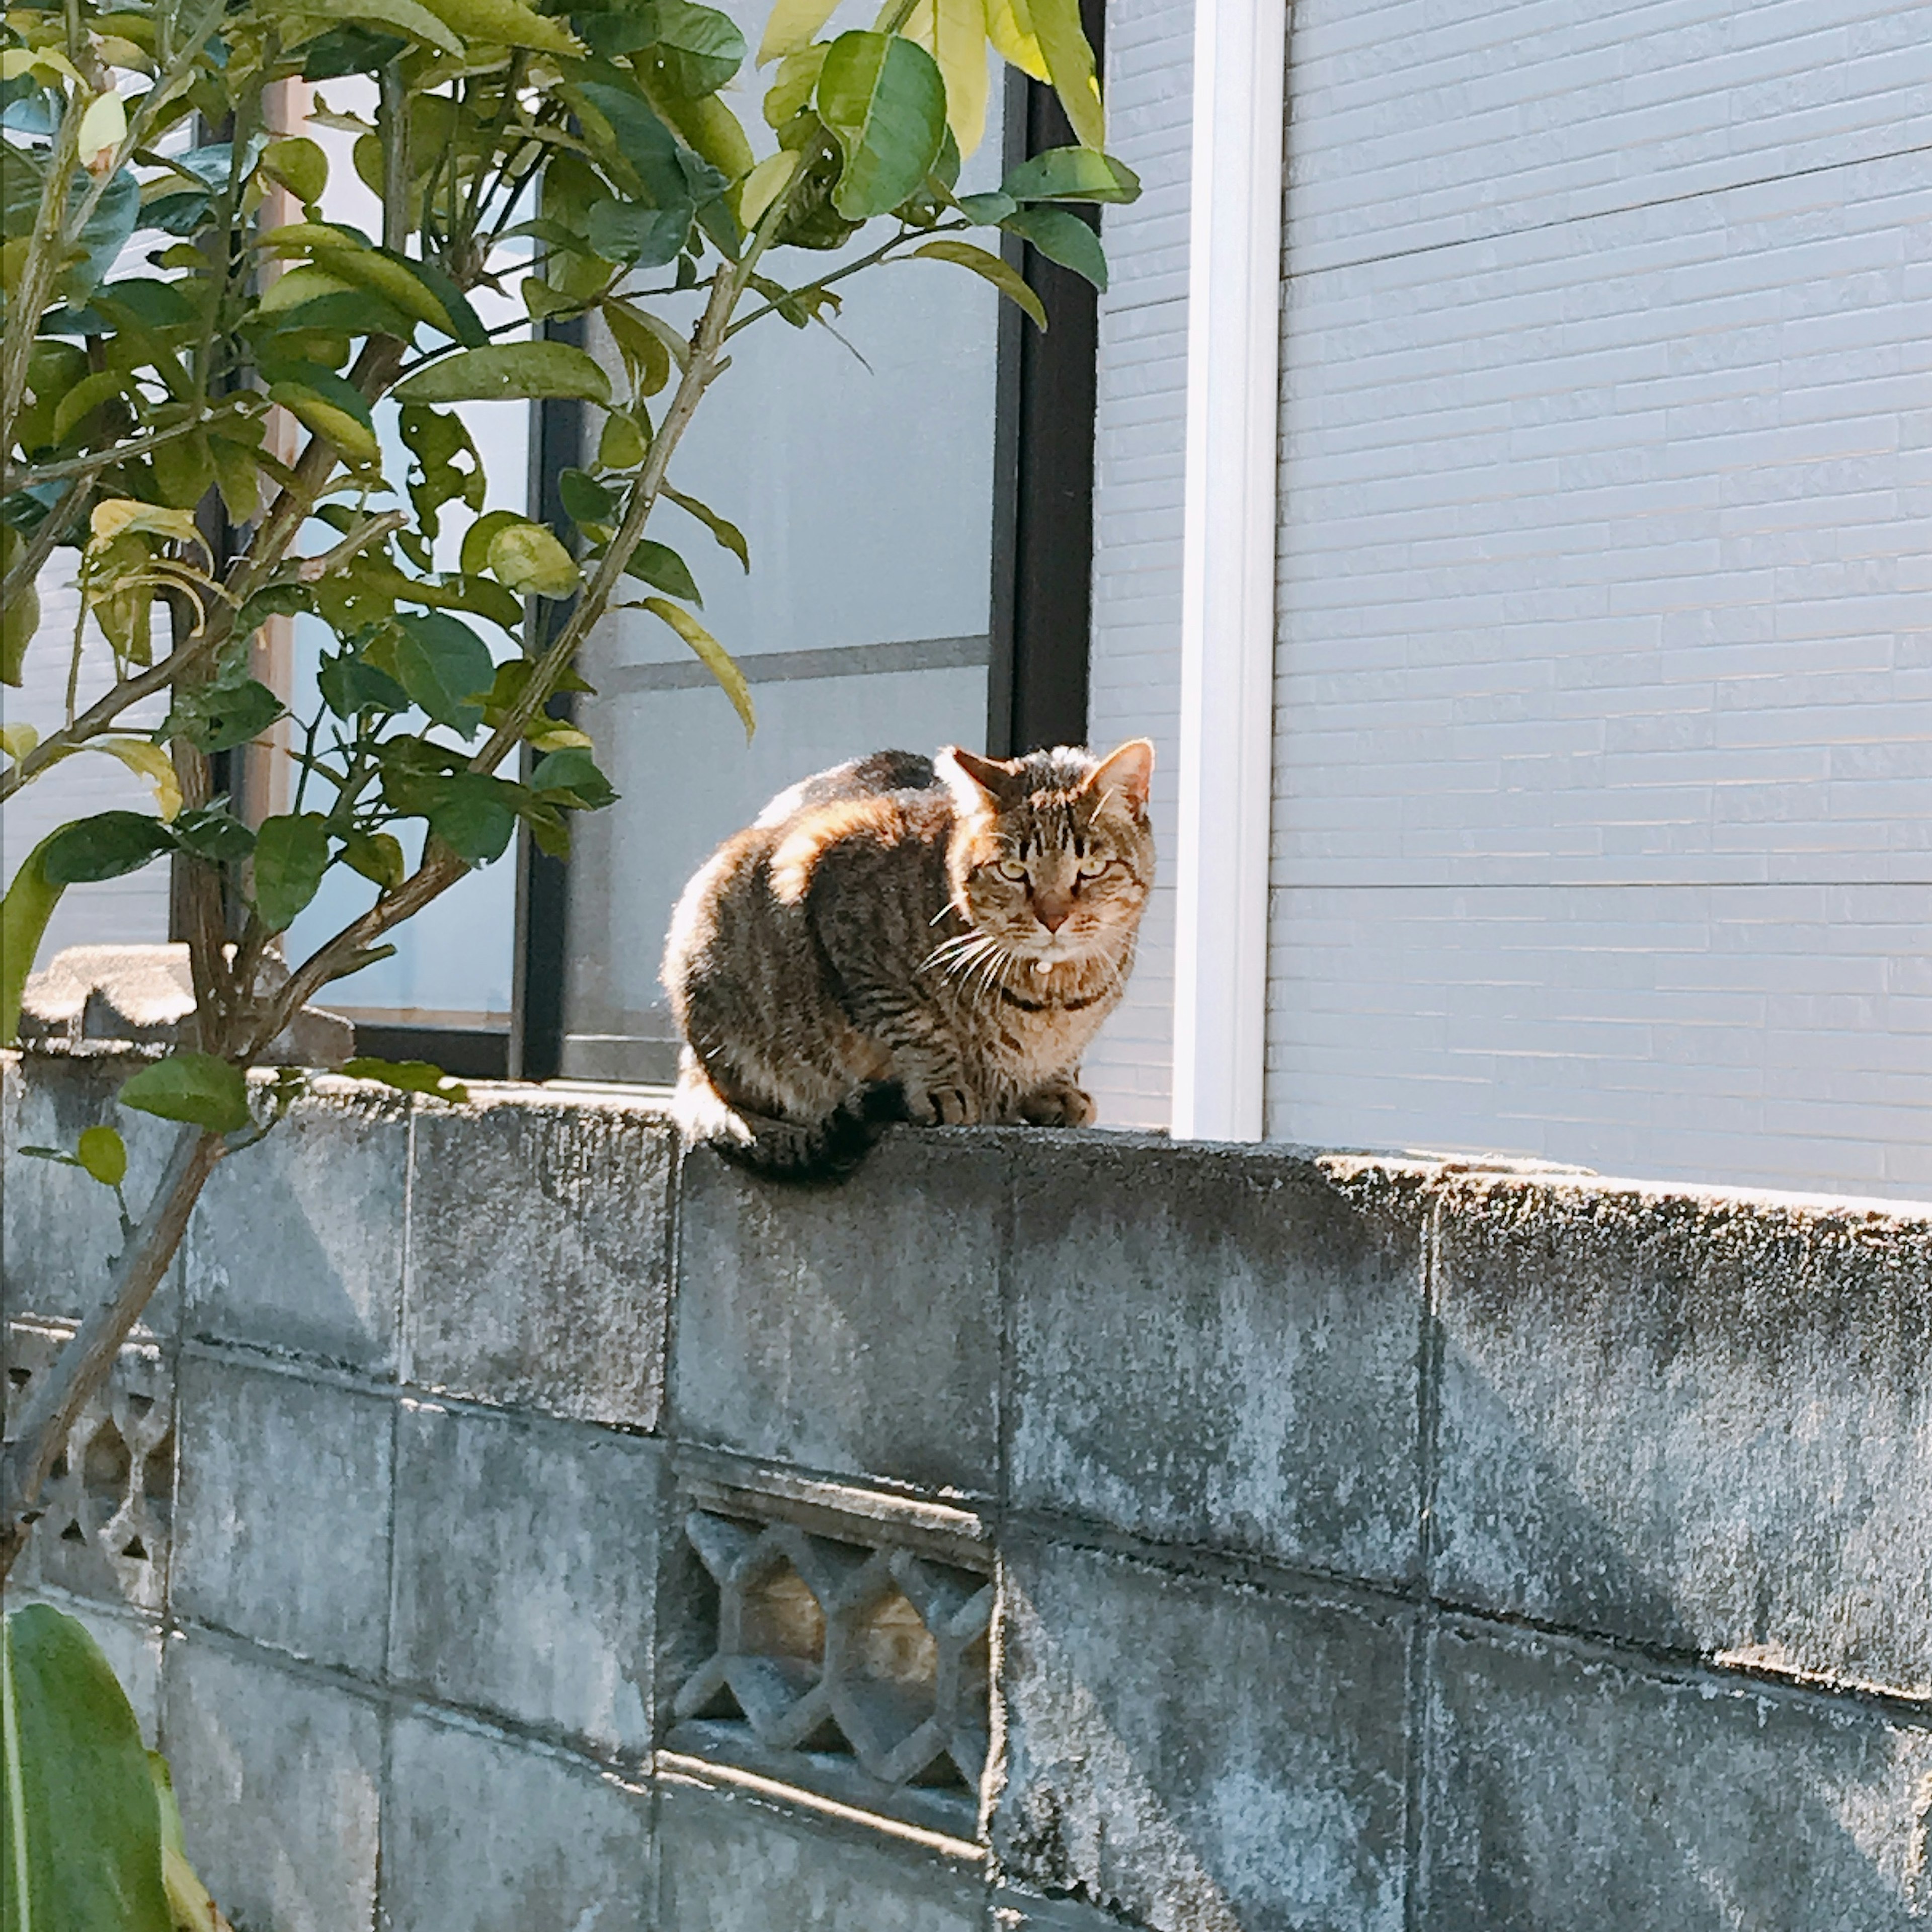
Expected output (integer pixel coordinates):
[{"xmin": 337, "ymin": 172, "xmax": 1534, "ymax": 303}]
[
  {"xmin": 906, "ymin": 0, "xmax": 992, "ymax": 155},
  {"xmin": 1025, "ymin": 0, "xmax": 1103, "ymax": 149},
  {"xmin": 984, "ymin": 0, "xmax": 1046, "ymax": 81},
  {"xmin": 1, "ymin": 723, "xmax": 38, "ymax": 762},
  {"xmin": 738, "ymin": 148, "xmax": 797, "ymax": 228},
  {"xmin": 94, "ymin": 737, "xmax": 183, "ymax": 821},
  {"xmin": 639, "ymin": 597, "xmax": 753, "ymax": 740},
  {"xmin": 756, "ymin": 0, "xmax": 840, "ymax": 66},
  {"xmin": 77, "ymin": 87, "xmax": 127, "ymax": 171}
]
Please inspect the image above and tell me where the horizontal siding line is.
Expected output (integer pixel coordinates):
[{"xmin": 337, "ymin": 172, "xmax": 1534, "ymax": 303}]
[{"xmin": 1280, "ymin": 134, "xmax": 1932, "ymax": 285}]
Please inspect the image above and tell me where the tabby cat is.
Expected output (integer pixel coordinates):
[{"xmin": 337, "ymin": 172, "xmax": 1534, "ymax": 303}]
[{"xmin": 663, "ymin": 739, "xmax": 1155, "ymax": 1175}]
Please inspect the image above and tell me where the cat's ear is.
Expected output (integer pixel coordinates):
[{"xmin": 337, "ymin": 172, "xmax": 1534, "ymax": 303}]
[
  {"xmin": 1083, "ymin": 739, "xmax": 1155, "ymax": 817},
  {"xmin": 937, "ymin": 746, "xmax": 1020, "ymax": 812}
]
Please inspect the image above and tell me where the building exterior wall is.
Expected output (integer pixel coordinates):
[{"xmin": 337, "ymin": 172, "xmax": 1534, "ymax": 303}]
[
  {"xmin": 1086, "ymin": 0, "xmax": 1932, "ymax": 1198},
  {"xmin": 6, "ymin": 1060, "xmax": 1929, "ymax": 1930},
  {"xmin": 1268, "ymin": 0, "xmax": 1932, "ymax": 1198},
  {"xmin": 1080, "ymin": 0, "xmax": 1195, "ymax": 1130}
]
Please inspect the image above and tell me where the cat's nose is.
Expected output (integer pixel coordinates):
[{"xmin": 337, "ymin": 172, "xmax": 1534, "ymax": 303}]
[{"xmin": 1035, "ymin": 894, "xmax": 1072, "ymax": 932}]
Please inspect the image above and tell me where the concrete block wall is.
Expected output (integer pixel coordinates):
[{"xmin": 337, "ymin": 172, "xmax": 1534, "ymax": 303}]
[{"xmin": 4, "ymin": 1056, "xmax": 1930, "ymax": 1929}]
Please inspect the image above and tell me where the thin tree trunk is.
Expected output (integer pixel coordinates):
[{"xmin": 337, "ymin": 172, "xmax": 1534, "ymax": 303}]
[{"xmin": 0, "ymin": 1123, "xmax": 224, "ymax": 1582}]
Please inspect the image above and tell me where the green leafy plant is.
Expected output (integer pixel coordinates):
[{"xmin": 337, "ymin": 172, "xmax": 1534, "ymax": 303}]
[
  {"xmin": 0, "ymin": 0, "xmax": 1136, "ymax": 1592},
  {"xmin": 2, "ymin": 1602, "xmax": 232, "ymax": 1930}
]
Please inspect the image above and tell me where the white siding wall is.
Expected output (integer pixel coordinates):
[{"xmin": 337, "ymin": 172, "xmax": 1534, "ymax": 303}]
[
  {"xmin": 1269, "ymin": 0, "xmax": 1932, "ymax": 1198},
  {"xmin": 1081, "ymin": 0, "xmax": 1195, "ymax": 1128}
]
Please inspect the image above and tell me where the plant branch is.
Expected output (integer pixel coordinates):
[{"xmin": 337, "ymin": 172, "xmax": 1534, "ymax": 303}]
[{"xmin": 0, "ymin": 1127, "xmax": 225, "ymax": 1582}]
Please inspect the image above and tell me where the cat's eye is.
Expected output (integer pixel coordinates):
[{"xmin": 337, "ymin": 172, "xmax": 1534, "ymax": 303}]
[
  {"xmin": 1077, "ymin": 857, "xmax": 1111, "ymax": 879},
  {"xmin": 994, "ymin": 859, "xmax": 1028, "ymax": 882}
]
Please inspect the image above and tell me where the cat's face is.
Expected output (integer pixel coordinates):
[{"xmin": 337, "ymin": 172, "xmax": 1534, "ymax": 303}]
[{"xmin": 938, "ymin": 741, "xmax": 1156, "ymax": 965}]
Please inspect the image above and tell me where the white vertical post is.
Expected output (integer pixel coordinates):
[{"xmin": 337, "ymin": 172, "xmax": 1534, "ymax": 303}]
[{"xmin": 1171, "ymin": 0, "xmax": 1287, "ymax": 1141}]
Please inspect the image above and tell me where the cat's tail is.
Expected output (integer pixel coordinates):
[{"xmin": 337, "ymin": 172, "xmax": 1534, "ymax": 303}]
[{"xmin": 671, "ymin": 1054, "xmax": 898, "ymax": 1181}]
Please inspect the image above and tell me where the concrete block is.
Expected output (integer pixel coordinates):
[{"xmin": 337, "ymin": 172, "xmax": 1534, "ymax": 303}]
[
  {"xmin": 161, "ymin": 1635, "xmax": 381, "ymax": 1932},
  {"xmin": 1009, "ymin": 1140, "xmax": 1428, "ymax": 1585},
  {"xmin": 406, "ymin": 1090, "xmax": 672, "ymax": 1428},
  {"xmin": 5, "ymin": 1320, "xmax": 173, "ymax": 1616},
  {"xmin": 1433, "ymin": 1177, "xmax": 1932, "ymax": 1698},
  {"xmin": 184, "ymin": 1080, "xmax": 409, "ymax": 1373},
  {"xmin": 1419, "ymin": 1620, "xmax": 1932, "ymax": 1930},
  {"xmin": 656, "ymin": 1777, "xmax": 986, "ymax": 1932},
  {"xmin": 994, "ymin": 1888, "xmax": 1144, "ymax": 1930},
  {"xmin": 389, "ymin": 1400, "xmax": 660, "ymax": 1756},
  {"xmin": 2, "ymin": 1052, "xmax": 185, "ymax": 1330},
  {"xmin": 672, "ymin": 1133, "xmax": 1005, "ymax": 1495},
  {"xmin": 994, "ymin": 1538, "xmax": 1410, "ymax": 1932},
  {"xmin": 172, "ymin": 1353, "xmax": 392, "ymax": 1675},
  {"xmin": 381, "ymin": 1713, "xmax": 651, "ymax": 1932}
]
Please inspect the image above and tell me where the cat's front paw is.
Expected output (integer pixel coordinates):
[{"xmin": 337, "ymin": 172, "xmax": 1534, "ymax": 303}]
[
  {"xmin": 1018, "ymin": 1080, "xmax": 1095, "ymax": 1128},
  {"xmin": 905, "ymin": 1081, "xmax": 981, "ymax": 1126}
]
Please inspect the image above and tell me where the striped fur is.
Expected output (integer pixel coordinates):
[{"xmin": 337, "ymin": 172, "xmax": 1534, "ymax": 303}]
[{"xmin": 664, "ymin": 741, "xmax": 1156, "ymax": 1178}]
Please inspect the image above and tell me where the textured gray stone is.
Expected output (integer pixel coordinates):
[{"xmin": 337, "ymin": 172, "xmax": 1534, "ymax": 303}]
[
  {"xmin": 1010, "ymin": 1139, "xmax": 1428, "ymax": 1584},
  {"xmin": 19, "ymin": 942, "xmax": 352, "ymax": 1063},
  {"xmin": 994, "ymin": 1538, "xmax": 1410, "ymax": 1932},
  {"xmin": 2, "ymin": 1051, "xmax": 184, "ymax": 1329},
  {"xmin": 389, "ymin": 1399, "xmax": 660, "ymax": 1755},
  {"xmin": 656, "ymin": 1778, "xmax": 986, "ymax": 1931},
  {"xmin": 1433, "ymin": 1176, "xmax": 1932, "ymax": 1698},
  {"xmin": 381, "ymin": 1714, "xmax": 652, "ymax": 1932},
  {"xmin": 406, "ymin": 1089, "xmax": 673, "ymax": 1427},
  {"xmin": 172, "ymin": 1353, "xmax": 392, "ymax": 1674},
  {"xmin": 1420, "ymin": 1620, "xmax": 1932, "ymax": 1930},
  {"xmin": 673, "ymin": 1133, "xmax": 1006, "ymax": 1495},
  {"xmin": 184, "ymin": 1080, "xmax": 409, "ymax": 1373},
  {"xmin": 162, "ymin": 1635, "xmax": 381, "ymax": 1932}
]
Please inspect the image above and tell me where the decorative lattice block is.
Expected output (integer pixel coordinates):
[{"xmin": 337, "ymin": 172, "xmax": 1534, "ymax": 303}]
[
  {"xmin": 674, "ymin": 1508, "xmax": 993, "ymax": 1801},
  {"xmin": 3, "ymin": 1320, "xmax": 173, "ymax": 1611}
]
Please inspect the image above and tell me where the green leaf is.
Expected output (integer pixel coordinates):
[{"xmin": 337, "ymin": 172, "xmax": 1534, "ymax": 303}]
[
  {"xmin": 2, "ymin": 837, "xmax": 64, "ymax": 1045},
  {"xmin": 251, "ymin": 812, "xmax": 332, "ymax": 931},
  {"xmin": 398, "ymin": 404, "xmax": 486, "ymax": 544},
  {"xmin": 341, "ymin": 1056, "xmax": 469, "ymax": 1103},
  {"xmin": 339, "ymin": 829, "xmax": 407, "ymax": 891},
  {"xmin": 1028, "ymin": 0, "xmax": 1104, "ymax": 151},
  {"xmin": 763, "ymin": 45, "xmax": 827, "ymax": 124},
  {"xmin": 559, "ymin": 468, "xmax": 618, "ymax": 525},
  {"xmin": 318, "ymin": 649, "xmax": 409, "ymax": 718},
  {"xmin": 1001, "ymin": 144, "xmax": 1139, "ymax": 204},
  {"xmin": 910, "ymin": 238, "xmax": 1046, "ymax": 329},
  {"xmin": 600, "ymin": 299, "xmax": 678, "ymax": 392},
  {"xmin": 639, "ymin": 596, "xmax": 753, "ymax": 738},
  {"xmin": 636, "ymin": 0, "xmax": 745, "ymax": 96},
  {"xmin": 39, "ymin": 812, "xmax": 174, "ymax": 884},
  {"xmin": 267, "ymin": 367, "xmax": 380, "ymax": 465},
  {"xmin": 412, "ymin": 0, "xmax": 580, "ymax": 55},
  {"xmin": 459, "ymin": 509, "xmax": 527, "ymax": 579},
  {"xmin": 422, "ymin": 773, "xmax": 519, "ymax": 862},
  {"xmin": 531, "ymin": 745, "xmax": 617, "ymax": 808},
  {"xmin": 391, "ymin": 612, "xmax": 495, "ymax": 733},
  {"xmin": 598, "ymin": 412, "xmax": 650, "ymax": 469},
  {"xmin": 957, "ymin": 189, "xmax": 1017, "ymax": 225},
  {"xmin": 817, "ymin": 31, "xmax": 947, "ymax": 220},
  {"xmin": 583, "ymin": 198, "xmax": 691, "ymax": 269},
  {"xmin": 159, "ymin": 663, "xmax": 287, "ymax": 754},
  {"xmin": 1002, "ymin": 204, "xmax": 1107, "ymax": 290},
  {"xmin": 169, "ymin": 806, "xmax": 257, "ymax": 863},
  {"xmin": 663, "ymin": 486, "xmax": 748, "ymax": 571},
  {"xmin": 624, "ymin": 538, "xmax": 700, "ymax": 603},
  {"xmin": 76, "ymin": 1124, "xmax": 128, "ymax": 1187},
  {"xmin": 262, "ymin": 134, "xmax": 329, "ymax": 204},
  {"xmin": 392, "ymin": 342, "xmax": 611, "ymax": 407},
  {"xmin": 489, "ymin": 522, "xmax": 580, "ymax": 599},
  {"xmin": 119, "ymin": 1054, "xmax": 251, "ymax": 1134},
  {"xmin": 0, "ymin": 1605, "xmax": 173, "ymax": 1932}
]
